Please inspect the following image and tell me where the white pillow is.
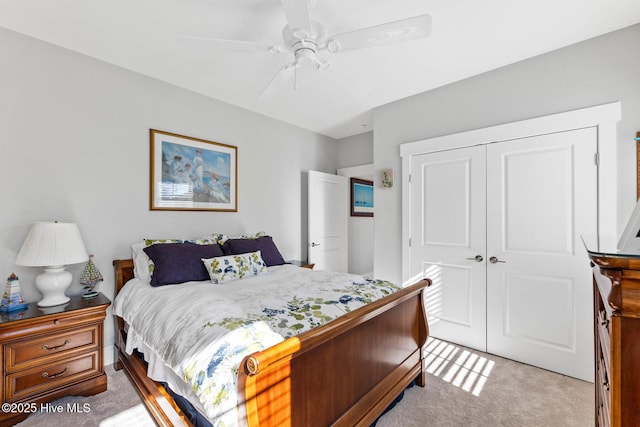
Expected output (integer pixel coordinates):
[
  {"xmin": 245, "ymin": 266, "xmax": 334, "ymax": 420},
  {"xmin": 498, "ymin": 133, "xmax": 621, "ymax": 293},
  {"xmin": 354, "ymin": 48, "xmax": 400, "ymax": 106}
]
[
  {"xmin": 131, "ymin": 242, "xmax": 150, "ymax": 281},
  {"xmin": 202, "ymin": 250, "xmax": 268, "ymax": 284}
]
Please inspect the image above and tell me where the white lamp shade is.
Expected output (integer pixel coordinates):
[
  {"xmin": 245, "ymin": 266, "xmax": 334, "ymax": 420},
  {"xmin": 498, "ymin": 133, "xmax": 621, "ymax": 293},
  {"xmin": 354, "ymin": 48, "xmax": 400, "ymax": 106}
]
[{"xmin": 16, "ymin": 222, "xmax": 88, "ymax": 267}]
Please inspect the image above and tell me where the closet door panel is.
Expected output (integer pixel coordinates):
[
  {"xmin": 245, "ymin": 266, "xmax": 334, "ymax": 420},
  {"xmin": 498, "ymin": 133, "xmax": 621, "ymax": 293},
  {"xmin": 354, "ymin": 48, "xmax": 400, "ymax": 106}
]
[
  {"xmin": 421, "ymin": 158, "xmax": 471, "ymax": 246},
  {"xmin": 486, "ymin": 127, "xmax": 597, "ymax": 381},
  {"xmin": 500, "ymin": 145, "xmax": 574, "ymax": 254},
  {"xmin": 410, "ymin": 146, "xmax": 487, "ymax": 351}
]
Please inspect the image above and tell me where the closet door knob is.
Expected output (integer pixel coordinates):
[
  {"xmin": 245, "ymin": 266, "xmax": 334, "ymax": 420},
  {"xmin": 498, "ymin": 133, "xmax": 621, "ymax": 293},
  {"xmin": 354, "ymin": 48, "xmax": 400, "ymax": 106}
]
[
  {"xmin": 489, "ymin": 256, "xmax": 506, "ymax": 264},
  {"xmin": 466, "ymin": 255, "xmax": 483, "ymax": 262}
]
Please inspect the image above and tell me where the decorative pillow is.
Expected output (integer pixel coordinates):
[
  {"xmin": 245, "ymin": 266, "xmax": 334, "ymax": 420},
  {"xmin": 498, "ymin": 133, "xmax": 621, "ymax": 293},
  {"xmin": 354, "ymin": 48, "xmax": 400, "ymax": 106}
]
[
  {"xmin": 202, "ymin": 251, "xmax": 268, "ymax": 284},
  {"xmin": 205, "ymin": 231, "xmax": 266, "ymax": 246},
  {"xmin": 143, "ymin": 242, "xmax": 224, "ymax": 286},
  {"xmin": 131, "ymin": 238, "xmax": 216, "ymax": 282},
  {"xmin": 222, "ymin": 235, "xmax": 286, "ymax": 267}
]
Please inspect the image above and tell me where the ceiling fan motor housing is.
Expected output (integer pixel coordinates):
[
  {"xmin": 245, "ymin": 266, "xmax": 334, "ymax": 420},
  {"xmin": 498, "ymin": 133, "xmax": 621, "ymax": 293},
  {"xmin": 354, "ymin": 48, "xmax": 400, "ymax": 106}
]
[{"xmin": 283, "ymin": 21, "xmax": 328, "ymax": 69}]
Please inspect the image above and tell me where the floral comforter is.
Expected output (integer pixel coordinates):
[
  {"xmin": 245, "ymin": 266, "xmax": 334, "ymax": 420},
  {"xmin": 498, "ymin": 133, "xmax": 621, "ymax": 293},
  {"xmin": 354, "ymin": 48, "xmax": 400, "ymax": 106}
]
[{"xmin": 113, "ymin": 264, "xmax": 399, "ymax": 427}]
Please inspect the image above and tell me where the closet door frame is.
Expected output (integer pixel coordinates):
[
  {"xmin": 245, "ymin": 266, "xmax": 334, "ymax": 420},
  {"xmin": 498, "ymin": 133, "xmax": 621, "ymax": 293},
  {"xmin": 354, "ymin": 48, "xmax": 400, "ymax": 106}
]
[{"xmin": 401, "ymin": 102, "xmax": 620, "ymax": 285}]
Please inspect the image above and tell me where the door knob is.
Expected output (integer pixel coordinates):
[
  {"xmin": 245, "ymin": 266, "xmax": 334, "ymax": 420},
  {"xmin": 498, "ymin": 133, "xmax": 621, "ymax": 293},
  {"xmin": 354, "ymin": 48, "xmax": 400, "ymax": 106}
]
[
  {"xmin": 310, "ymin": 242, "xmax": 321, "ymax": 247},
  {"xmin": 489, "ymin": 256, "xmax": 505, "ymax": 264},
  {"xmin": 466, "ymin": 255, "xmax": 483, "ymax": 262}
]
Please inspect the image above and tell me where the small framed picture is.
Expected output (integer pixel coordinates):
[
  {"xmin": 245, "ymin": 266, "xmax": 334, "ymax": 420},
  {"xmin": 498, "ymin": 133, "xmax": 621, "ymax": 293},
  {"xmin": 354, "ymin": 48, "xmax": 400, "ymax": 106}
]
[
  {"xmin": 350, "ymin": 178, "xmax": 374, "ymax": 217},
  {"xmin": 150, "ymin": 129, "xmax": 237, "ymax": 211},
  {"xmin": 381, "ymin": 169, "xmax": 394, "ymax": 188},
  {"xmin": 618, "ymin": 198, "xmax": 640, "ymax": 252}
]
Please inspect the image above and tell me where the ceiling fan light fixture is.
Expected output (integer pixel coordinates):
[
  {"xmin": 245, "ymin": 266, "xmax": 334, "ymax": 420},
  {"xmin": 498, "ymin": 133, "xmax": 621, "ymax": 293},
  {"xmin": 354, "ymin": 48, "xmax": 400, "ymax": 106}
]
[{"xmin": 294, "ymin": 47, "xmax": 318, "ymax": 64}]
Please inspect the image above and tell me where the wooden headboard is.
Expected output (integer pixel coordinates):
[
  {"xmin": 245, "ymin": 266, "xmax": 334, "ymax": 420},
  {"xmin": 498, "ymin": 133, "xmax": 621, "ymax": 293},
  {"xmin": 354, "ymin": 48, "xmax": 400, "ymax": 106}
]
[{"xmin": 113, "ymin": 259, "xmax": 134, "ymax": 296}]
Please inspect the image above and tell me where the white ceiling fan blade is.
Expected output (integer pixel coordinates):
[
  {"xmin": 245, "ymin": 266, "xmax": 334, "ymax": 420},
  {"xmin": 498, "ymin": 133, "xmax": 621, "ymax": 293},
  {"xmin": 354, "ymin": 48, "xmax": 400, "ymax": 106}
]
[
  {"xmin": 259, "ymin": 62, "xmax": 297, "ymax": 101},
  {"xmin": 281, "ymin": 0, "xmax": 312, "ymax": 38},
  {"xmin": 180, "ymin": 36, "xmax": 285, "ymax": 53},
  {"xmin": 325, "ymin": 14, "xmax": 432, "ymax": 53}
]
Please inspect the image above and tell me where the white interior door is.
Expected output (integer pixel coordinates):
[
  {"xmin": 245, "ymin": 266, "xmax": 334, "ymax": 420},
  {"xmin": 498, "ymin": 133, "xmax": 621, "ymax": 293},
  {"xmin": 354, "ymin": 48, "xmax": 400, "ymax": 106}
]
[
  {"xmin": 485, "ymin": 128, "xmax": 597, "ymax": 381},
  {"xmin": 410, "ymin": 146, "xmax": 487, "ymax": 351},
  {"xmin": 308, "ymin": 170, "xmax": 348, "ymax": 272}
]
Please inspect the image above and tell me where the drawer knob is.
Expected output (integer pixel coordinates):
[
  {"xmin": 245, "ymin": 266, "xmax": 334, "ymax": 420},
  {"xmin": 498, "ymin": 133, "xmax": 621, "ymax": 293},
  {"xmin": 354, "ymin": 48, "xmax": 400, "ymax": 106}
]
[
  {"xmin": 41, "ymin": 365, "xmax": 70, "ymax": 379},
  {"xmin": 54, "ymin": 320, "xmax": 60, "ymax": 325},
  {"xmin": 42, "ymin": 338, "xmax": 71, "ymax": 351}
]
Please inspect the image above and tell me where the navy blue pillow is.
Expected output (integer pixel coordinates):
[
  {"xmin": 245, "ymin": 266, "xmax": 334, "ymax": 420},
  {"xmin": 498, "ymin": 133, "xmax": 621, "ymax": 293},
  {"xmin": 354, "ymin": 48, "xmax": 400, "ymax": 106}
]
[
  {"xmin": 143, "ymin": 242, "xmax": 224, "ymax": 286},
  {"xmin": 223, "ymin": 236, "xmax": 286, "ymax": 267}
]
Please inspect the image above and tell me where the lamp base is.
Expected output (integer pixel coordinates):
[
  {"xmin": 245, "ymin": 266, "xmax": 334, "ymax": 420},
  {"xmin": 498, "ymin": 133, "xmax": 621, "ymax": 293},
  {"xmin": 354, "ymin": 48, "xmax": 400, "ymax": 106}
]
[{"xmin": 35, "ymin": 266, "xmax": 72, "ymax": 307}]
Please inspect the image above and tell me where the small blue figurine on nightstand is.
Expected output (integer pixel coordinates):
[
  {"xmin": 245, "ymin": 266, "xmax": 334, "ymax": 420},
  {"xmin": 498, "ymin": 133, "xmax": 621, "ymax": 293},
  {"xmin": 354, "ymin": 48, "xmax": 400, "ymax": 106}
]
[{"xmin": 0, "ymin": 273, "xmax": 28, "ymax": 312}]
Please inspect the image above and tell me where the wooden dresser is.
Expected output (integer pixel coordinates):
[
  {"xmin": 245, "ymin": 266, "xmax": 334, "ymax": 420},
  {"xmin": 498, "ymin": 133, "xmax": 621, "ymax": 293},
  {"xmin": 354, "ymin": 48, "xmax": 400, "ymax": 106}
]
[
  {"xmin": 0, "ymin": 293, "xmax": 110, "ymax": 426},
  {"xmin": 588, "ymin": 249, "xmax": 640, "ymax": 427}
]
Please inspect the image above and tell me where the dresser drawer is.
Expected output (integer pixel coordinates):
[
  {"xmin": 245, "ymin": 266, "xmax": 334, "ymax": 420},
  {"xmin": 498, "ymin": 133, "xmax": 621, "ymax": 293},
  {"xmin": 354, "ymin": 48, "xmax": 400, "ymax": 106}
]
[
  {"xmin": 5, "ymin": 351, "xmax": 101, "ymax": 401},
  {"xmin": 5, "ymin": 325, "xmax": 99, "ymax": 371}
]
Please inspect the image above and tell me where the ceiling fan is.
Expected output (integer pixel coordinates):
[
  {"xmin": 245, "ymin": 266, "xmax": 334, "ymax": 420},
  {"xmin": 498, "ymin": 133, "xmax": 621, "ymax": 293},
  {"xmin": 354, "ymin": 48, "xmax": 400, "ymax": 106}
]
[{"xmin": 185, "ymin": 0, "xmax": 432, "ymax": 100}]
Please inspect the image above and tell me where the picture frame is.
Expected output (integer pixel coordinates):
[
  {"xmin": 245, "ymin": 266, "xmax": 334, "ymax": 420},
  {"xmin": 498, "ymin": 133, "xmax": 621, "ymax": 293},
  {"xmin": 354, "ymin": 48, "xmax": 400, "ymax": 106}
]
[
  {"xmin": 381, "ymin": 169, "xmax": 394, "ymax": 188},
  {"xmin": 150, "ymin": 129, "xmax": 237, "ymax": 212},
  {"xmin": 350, "ymin": 178, "xmax": 374, "ymax": 217}
]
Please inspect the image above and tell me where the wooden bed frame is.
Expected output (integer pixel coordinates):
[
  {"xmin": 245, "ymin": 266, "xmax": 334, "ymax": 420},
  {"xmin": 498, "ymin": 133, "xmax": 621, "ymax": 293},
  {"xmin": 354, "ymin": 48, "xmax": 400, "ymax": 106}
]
[{"xmin": 113, "ymin": 258, "xmax": 431, "ymax": 426}]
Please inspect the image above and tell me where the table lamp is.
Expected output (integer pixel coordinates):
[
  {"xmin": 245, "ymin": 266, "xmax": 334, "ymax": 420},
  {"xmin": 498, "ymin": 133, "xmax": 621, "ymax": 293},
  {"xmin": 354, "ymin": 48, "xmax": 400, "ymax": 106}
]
[{"xmin": 15, "ymin": 221, "xmax": 89, "ymax": 307}]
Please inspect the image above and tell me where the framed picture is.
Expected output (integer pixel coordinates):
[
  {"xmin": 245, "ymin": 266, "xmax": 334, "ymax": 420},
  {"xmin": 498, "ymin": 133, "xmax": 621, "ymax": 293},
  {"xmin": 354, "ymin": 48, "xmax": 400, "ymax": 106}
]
[
  {"xmin": 381, "ymin": 169, "xmax": 394, "ymax": 188},
  {"xmin": 350, "ymin": 178, "xmax": 374, "ymax": 217},
  {"xmin": 150, "ymin": 129, "xmax": 237, "ymax": 212}
]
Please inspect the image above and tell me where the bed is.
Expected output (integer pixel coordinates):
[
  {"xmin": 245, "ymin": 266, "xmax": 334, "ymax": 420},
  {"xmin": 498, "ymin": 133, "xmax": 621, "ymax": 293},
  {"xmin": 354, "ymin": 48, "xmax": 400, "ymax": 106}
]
[{"xmin": 112, "ymin": 235, "xmax": 430, "ymax": 427}]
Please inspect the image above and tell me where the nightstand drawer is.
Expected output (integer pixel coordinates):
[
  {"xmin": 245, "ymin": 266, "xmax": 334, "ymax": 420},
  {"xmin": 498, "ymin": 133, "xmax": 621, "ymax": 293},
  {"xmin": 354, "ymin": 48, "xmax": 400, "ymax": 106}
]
[
  {"xmin": 5, "ymin": 325, "xmax": 99, "ymax": 371},
  {"xmin": 6, "ymin": 351, "xmax": 101, "ymax": 401}
]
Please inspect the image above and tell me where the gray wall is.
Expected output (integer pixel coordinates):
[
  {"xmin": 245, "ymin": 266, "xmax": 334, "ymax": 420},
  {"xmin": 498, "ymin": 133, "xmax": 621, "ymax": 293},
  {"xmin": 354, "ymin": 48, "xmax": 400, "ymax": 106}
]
[
  {"xmin": 0, "ymin": 28, "xmax": 338, "ymax": 361},
  {"xmin": 373, "ymin": 23, "xmax": 640, "ymax": 283},
  {"xmin": 336, "ymin": 132, "xmax": 374, "ymax": 275}
]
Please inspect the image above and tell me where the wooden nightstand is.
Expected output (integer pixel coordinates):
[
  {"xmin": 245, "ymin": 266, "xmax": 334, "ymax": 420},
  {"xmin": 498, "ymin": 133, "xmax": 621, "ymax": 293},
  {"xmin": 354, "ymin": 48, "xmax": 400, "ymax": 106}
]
[{"xmin": 0, "ymin": 293, "xmax": 110, "ymax": 426}]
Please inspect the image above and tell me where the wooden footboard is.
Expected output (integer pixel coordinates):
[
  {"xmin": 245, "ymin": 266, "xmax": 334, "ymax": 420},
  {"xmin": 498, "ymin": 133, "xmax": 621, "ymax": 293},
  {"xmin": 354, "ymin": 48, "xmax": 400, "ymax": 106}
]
[
  {"xmin": 113, "ymin": 259, "xmax": 430, "ymax": 427},
  {"xmin": 238, "ymin": 279, "xmax": 430, "ymax": 427}
]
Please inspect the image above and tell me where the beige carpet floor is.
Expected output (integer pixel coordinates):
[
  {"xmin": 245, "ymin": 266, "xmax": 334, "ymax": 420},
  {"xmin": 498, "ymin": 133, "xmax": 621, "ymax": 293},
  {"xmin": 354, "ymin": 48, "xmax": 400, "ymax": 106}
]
[
  {"xmin": 16, "ymin": 337, "xmax": 594, "ymax": 427},
  {"xmin": 375, "ymin": 338, "xmax": 594, "ymax": 427}
]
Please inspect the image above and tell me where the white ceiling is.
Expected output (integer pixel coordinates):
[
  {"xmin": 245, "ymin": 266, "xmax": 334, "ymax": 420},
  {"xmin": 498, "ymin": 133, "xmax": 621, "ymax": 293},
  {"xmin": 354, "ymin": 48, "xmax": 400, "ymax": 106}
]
[{"xmin": 1, "ymin": 0, "xmax": 639, "ymax": 139}]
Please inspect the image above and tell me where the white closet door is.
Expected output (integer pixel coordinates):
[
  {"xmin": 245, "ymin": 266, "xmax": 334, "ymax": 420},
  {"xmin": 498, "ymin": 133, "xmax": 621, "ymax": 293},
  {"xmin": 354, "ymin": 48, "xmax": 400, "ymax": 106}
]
[
  {"xmin": 485, "ymin": 127, "xmax": 597, "ymax": 381},
  {"xmin": 410, "ymin": 145, "xmax": 487, "ymax": 351}
]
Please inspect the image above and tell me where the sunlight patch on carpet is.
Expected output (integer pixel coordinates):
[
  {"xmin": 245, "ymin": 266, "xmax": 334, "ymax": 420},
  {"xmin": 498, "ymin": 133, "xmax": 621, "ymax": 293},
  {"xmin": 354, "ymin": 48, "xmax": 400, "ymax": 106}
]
[
  {"xmin": 99, "ymin": 404, "xmax": 152, "ymax": 426},
  {"xmin": 424, "ymin": 337, "xmax": 494, "ymax": 396}
]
